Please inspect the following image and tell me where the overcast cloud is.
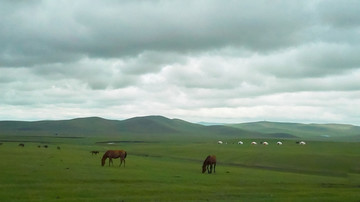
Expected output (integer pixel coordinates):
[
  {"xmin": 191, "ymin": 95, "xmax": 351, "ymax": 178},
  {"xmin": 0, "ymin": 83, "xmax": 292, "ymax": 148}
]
[{"xmin": 1, "ymin": 0, "xmax": 360, "ymax": 125}]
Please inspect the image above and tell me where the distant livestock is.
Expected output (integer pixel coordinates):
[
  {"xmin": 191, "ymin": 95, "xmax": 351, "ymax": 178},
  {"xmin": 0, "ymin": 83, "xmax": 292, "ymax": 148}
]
[
  {"xmin": 217, "ymin": 141, "xmax": 223, "ymax": 144},
  {"xmin": 43, "ymin": 145, "xmax": 48, "ymax": 148},
  {"xmin": 202, "ymin": 155, "xmax": 216, "ymax": 174},
  {"xmin": 91, "ymin": 151, "xmax": 99, "ymax": 155},
  {"xmin": 277, "ymin": 141, "xmax": 283, "ymax": 145},
  {"xmin": 57, "ymin": 146, "xmax": 61, "ymax": 150},
  {"xmin": 18, "ymin": 143, "xmax": 24, "ymax": 147},
  {"xmin": 238, "ymin": 141, "xmax": 243, "ymax": 145},
  {"xmin": 262, "ymin": 142, "xmax": 269, "ymax": 145},
  {"xmin": 251, "ymin": 142, "xmax": 257, "ymax": 145}
]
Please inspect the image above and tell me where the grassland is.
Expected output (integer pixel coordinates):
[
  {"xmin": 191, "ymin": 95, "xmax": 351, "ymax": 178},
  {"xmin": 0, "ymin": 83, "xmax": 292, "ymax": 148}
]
[{"xmin": 0, "ymin": 136, "xmax": 359, "ymax": 201}]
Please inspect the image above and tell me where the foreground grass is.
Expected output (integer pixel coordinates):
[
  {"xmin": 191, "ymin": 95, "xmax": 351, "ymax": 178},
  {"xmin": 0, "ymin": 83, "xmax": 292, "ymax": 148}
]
[{"xmin": 0, "ymin": 139, "xmax": 359, "ymax": 201}]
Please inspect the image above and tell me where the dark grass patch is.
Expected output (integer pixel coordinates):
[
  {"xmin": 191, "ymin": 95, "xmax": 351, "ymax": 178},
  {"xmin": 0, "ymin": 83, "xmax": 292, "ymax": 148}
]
[
  {"xmin": 320, "ymin": 183, "xmax": 360, "ymax": 188},
  {"xmin": 96, "ymin": 140, "xmax": 158, "ymax": 144},
  {"xmin": 9, "ymin": 135, "xmax": 84, "ymax": 139},
  {"xmin": 0, "ymin": 140, "xmax": 51, "ymax": 144},
  {"xmin": 225, "ymin": 162, "xmax": 349, "ymax": 178}
]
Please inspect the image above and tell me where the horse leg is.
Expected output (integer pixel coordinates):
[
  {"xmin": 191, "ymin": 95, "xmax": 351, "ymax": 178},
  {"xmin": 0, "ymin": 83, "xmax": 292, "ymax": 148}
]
[
  {"xmin": 213, "ymin": 163, "xmax": 216, "ymax": 173},
  {"xmin": 109, "ymin": 158, "xmax": 113, "ymax": 166},
  {"xmin": 210, "ymin": 165, "xmax": 213, "ymax": 174},
  {"xmin": 119, "ymin": 158, "xmax": 122, "ymax": 167}
]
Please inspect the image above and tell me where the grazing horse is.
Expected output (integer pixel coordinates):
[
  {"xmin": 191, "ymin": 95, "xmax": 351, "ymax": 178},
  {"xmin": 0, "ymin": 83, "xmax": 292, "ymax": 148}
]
[
  {"xmin": 18, "ymin": 143, "xmax": 24, "ymax": 147},
  {"xmin": 202, "ymin": 155, "xmax": 216, "ymax": 174},
  {"xmin": 90, "ymin": 150, "xmax": 99, "ymax": 155},
  {"xmin": 101, "ymin": 150, "xmax": 127, "ymax": 167}
]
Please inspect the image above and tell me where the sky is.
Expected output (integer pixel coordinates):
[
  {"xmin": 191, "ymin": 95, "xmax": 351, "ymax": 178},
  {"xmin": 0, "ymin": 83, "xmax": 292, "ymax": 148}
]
[{"xmin": 1, "ymin": 0, "xmax": 360, "ymax": 125}]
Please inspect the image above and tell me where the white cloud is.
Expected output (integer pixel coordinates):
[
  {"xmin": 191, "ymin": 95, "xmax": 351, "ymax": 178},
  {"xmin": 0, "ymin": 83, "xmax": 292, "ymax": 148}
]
[{"xmin": 0, "ymin": 0, "xmax": 360, "ymax": 125}]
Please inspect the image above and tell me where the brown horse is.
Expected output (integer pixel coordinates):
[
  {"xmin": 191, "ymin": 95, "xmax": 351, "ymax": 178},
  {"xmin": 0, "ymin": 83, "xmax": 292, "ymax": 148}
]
[
  {"xmin": 101, "ymin": 150, "xmax": 127, "ymax": 167},
  {"xmin": 202, "ymin": 155, "xmax": 216, "ymax": 174}
]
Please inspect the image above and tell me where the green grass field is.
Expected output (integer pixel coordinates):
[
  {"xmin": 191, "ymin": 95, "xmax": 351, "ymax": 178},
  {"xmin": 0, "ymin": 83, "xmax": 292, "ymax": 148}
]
[{"xmin": 0, "ymin": 137, "xmax": 359, "ymax": 201}]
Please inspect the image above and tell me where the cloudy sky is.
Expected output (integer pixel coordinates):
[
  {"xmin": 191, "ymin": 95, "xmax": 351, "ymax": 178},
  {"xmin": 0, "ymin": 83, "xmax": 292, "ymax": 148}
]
[{"xmin": 1, "ymin": 0, "xmax": 360, "ymax": 125}]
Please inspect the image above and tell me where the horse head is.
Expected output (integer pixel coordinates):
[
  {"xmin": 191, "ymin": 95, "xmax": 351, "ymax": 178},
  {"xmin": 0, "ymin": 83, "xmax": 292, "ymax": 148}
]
[
  {"xmin": 202, "ymin": 165, "xmax": 207, "ymax": 173},
  {"xmin": 101, "ymin": 153, "xmax": 108, "ymax": 166}
]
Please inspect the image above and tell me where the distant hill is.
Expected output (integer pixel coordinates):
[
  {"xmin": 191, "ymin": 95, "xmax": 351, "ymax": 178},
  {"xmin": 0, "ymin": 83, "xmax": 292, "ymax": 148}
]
[
  {"xmin": 0, "ymin": 116, "xmax": 249, "ymax": 140},
  {"xmin": 0, "ymin": 117, "xmax": 120, "ymax": 136},
  {"xmin": 0, "ymin": 116, "xmax": 359, "ymax": 142},
  {"xmin": 118, "ymin": 116, "xmax": 205, "ymax": 134},
  {"xmin": 228, "ymin": 121, "xmax": 360, "ymax": 141}
]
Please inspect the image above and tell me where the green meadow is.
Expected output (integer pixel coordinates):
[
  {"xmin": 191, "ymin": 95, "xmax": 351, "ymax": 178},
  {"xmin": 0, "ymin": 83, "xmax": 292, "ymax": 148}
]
[{"xmin": 0, "ymin": 137, "xmax": 359, "ymax": 201}]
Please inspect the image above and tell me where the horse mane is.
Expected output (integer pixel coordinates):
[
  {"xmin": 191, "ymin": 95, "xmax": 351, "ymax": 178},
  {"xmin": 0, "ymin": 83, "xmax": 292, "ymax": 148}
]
[
  {"xmin": 203, "ymin": 155, "xmax": 210, "ymax": 163},
  {"xmin": 202, "ymin": 155, "xmax": 210, "ymax": 168}
]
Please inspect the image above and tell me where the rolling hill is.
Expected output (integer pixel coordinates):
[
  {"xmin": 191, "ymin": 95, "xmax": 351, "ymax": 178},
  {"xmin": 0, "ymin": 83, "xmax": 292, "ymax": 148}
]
[
  {"xmin": 0, "ymin": 116, "xmax": 359, "ymax": 141},
  {"xmin": 228, "ymin": 121, "xmax": 360, "ymax": 141}
]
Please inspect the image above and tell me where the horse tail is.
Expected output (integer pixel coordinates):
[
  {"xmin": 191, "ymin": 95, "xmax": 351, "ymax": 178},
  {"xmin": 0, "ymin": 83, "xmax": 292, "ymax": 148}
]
[{"xmin": 101, "ymin": 152, "xmax": 108, "ymax": 166}]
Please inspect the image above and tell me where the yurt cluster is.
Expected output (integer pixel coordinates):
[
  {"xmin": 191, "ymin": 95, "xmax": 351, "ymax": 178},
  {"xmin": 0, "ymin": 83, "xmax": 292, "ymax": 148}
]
[{"xmin": 217, "ymin": 140, "xmax": 306, "ymax": 145}]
